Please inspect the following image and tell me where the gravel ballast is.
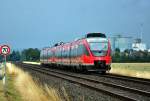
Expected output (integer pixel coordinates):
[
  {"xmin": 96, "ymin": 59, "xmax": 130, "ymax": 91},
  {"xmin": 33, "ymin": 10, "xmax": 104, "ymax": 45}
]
[{"xmin": 23, "ymin": 67, "xmax": 124, "ymax": 101}]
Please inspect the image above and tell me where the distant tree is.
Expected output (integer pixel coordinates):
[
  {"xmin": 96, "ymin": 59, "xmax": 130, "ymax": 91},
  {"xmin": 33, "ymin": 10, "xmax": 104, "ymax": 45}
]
[
  {"xmin": 0, "ymin": 55, "xmax": 3, "ymax": 62},
  {"xmin": 111, "ymin": 47, "xmax": 150, "ymax": 63},
  {"xmin": 21, "ymin": 48, "xmax": 40, "ymax": 61},
  {"xmin": 112, "ymin": 48, "xmax": 121, "ymax": 62},
  {"xmin": 10, "ymin": 51, "xmax": 21, "ymax": 61},
  {"xmin": 115, "ymin": 48, "xmax": 120, "ymax": 53},
  {"xmin": 6, "ymin": 51, "xmax": 21, "ymax": 61}
]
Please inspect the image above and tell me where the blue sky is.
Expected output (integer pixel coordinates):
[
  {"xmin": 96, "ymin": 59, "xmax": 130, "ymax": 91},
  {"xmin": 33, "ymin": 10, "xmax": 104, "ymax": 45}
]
[{"xmin": 0, "ymin": 0, "xmax": 150, "ymax": 50}]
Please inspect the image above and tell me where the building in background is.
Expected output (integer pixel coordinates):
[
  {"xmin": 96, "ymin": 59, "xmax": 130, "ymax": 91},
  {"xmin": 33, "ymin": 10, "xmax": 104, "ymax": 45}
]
[
  {"xmin": 109, "ymin": 35, "xmax": 132, "ymax": 52},
  {"xmin": 132, "ymin": 38, "xmax": 147, "ymax": 51}
]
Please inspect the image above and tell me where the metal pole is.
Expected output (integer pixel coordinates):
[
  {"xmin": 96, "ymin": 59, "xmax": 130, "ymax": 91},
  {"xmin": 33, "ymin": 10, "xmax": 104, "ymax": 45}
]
[
  {"xmin": 140, "ymin": 23, "xmax": 143, "ymax": 42},
  {"xmin": 3, "ymin": 55, "xmax": 6, "ymax": 94}
]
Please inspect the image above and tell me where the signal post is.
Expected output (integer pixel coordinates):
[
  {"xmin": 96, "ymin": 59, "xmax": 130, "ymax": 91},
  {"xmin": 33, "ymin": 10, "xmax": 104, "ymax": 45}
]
[{"xmin": 0, "ymin": 45, "xmax": 11, "ymax": 94}]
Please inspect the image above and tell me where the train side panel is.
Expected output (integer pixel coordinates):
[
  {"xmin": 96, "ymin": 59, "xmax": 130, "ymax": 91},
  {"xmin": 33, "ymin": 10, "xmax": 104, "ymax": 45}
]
[{"xmin": 40, "ymin": 33, "xmax": 112, "ymax": 72}]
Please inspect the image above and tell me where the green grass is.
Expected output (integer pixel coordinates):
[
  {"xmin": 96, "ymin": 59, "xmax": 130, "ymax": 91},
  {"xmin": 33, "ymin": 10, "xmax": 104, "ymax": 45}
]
[
  {"xmin": 0, "ymin": 74, "xmax": 22, "ymax": 101},
  {"xmin": 0, "ymin": 80, "xmax": 6, "ymax": 101}
]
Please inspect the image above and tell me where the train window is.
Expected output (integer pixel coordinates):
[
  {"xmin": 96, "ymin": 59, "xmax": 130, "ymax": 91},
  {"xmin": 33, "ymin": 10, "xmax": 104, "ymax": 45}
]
[
  {"xmin": 77, "ymin": 44, "xmax": 89, "ymax": 56},
  {"xmin": 67, "ymin": 47, "xmax": 70, "ymax": 58},
  {"xmin": 46, "ymin": 51, "xmax": 48, "ymax": 59},
  {"xmin": 89, "ymin": 42, "xmax": 108, "ymax": 51},
  {"xmin": 78, "ymin": 45, "xmax": 83, "ymax": 56},
  {"xmin": 61, "ymin": 48, "xmax": 63, "ymax": 57},
  {"xmin": 63, "ymin": 49, "xmax": 67, "ymax": 58},
  {"xmin": 89, "ymin": 42, "xmax": 108, "ymax": 56},
  {"xmin": 40, "ymin": 51, "xmax": 43, "ymax": 59},
  {"xmin": 48, "ymin": 51, "xmax": 50, "ymax": 58},
  {"xmin": 58, "ymin": 50, "xmax": 61, "ymax": 58},
  {"xmin": 44, "ymin": 50, "xmax": 46, "ymax": 59},
  {"xmin": 86, "ymin": 33, "xmax": 106, "ymax": 38},
  {"xmin": 71, "ymin": 48, "xmax": 74, "ymax": 57},
  {"xmin": 71, "ymin": 46, "xmax": 77, "ymax": 57},
  {"xmin": 83, "ymin": 45, "xmax": 89, "ymax": 56}
]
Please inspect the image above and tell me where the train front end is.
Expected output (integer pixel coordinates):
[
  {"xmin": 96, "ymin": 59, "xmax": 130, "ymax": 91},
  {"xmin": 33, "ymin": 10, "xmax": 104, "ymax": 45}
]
[{"xmin": 84, "ymin": 33, "xmax": 111, "ymax": 73}]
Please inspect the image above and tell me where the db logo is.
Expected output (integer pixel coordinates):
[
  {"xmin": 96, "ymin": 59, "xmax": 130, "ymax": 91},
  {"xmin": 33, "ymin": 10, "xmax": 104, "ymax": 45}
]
[{"xmin": 0, "ymin": 45, "xmax": 10, "ymax": 56}]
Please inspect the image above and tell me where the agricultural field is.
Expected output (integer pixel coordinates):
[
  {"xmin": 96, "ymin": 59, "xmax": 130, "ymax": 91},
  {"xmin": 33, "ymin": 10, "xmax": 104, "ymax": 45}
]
[{"xmin": 111, "ymin": 63, "xmax": 150, "ymax": 79}]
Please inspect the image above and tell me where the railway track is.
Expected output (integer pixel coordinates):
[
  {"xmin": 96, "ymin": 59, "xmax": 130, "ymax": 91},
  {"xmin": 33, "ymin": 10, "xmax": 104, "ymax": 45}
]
[
  {"xmin": 15, "ymin": 63, "xmax": 150, "ymax": 101},
  {"xmin": 100, "ymin": 74, "xmax": 150, "ymax": 86}
]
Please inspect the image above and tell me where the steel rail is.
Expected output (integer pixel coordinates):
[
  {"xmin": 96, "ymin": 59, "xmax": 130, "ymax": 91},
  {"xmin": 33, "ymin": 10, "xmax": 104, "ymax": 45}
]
[
  {"xmin": 100, "ymin": 74, "xmax": 150, "ymax": 85},
  {"xmin": 20, "ymin": 63, "xmax": 150, "ymax": 97}
]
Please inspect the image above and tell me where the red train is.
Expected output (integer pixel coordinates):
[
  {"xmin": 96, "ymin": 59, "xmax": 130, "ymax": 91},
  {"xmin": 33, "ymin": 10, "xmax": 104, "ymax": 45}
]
[{"xmin": 40, "ymin": 33, "xmax": 111, "ymax": 73}]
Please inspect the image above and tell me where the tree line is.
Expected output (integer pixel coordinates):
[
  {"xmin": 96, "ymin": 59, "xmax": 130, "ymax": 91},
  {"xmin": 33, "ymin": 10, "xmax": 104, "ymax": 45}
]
[
  {"xmin": 0, "ymin": 48, "xmax": 150, "ymax": 62},
  {"xmin": 0, "ymin": 48, "xmax": 40, "ymax": 62},
  {"xmin": 112, "ymin": 48, "xmax": 150, "ymax": 62}
]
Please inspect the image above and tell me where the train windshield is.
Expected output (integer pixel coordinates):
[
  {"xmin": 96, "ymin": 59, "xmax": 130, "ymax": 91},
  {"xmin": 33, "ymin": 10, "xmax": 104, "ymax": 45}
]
[{"xmin": 89, "ymin": 42, "xmax": 108, "ymax": 56}]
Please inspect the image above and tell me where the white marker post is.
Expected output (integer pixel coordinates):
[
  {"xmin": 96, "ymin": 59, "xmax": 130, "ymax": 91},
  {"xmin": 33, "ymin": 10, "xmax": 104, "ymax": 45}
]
[{"xmin": 0, "ymin": 45, "xmax": 10, "ymax": 94}]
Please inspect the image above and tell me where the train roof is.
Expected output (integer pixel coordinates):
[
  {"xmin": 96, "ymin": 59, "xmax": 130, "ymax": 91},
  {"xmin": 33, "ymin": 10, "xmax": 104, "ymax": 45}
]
[
  {"xmin": 85, "ymin": 33, "xmax": 106, "ymax": 38},
  {"xmin": 42, "ymin": 33, "xmax": 107, "ymax": 50}
]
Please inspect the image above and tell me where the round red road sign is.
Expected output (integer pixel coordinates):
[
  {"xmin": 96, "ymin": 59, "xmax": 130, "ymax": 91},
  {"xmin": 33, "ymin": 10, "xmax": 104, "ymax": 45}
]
[{"xmin": 0, "ymin": 45, "xmax": 11, "ymax": 56}]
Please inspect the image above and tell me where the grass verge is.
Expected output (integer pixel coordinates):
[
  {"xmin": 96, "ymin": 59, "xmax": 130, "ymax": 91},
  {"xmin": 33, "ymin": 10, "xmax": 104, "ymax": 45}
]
[
  {"xmin": 0, "ymin": 66, "xmax": 22, "ymax": 101},
  {"xmin": 6, "ymin": 63, "xmax": 65, "ymax": 101}
]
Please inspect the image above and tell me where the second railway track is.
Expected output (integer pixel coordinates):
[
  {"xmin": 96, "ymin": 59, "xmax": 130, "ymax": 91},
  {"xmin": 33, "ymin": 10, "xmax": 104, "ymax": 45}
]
[{"xmin": 15, "ymin": 63, "xmax": 150, "ymax": 101}]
